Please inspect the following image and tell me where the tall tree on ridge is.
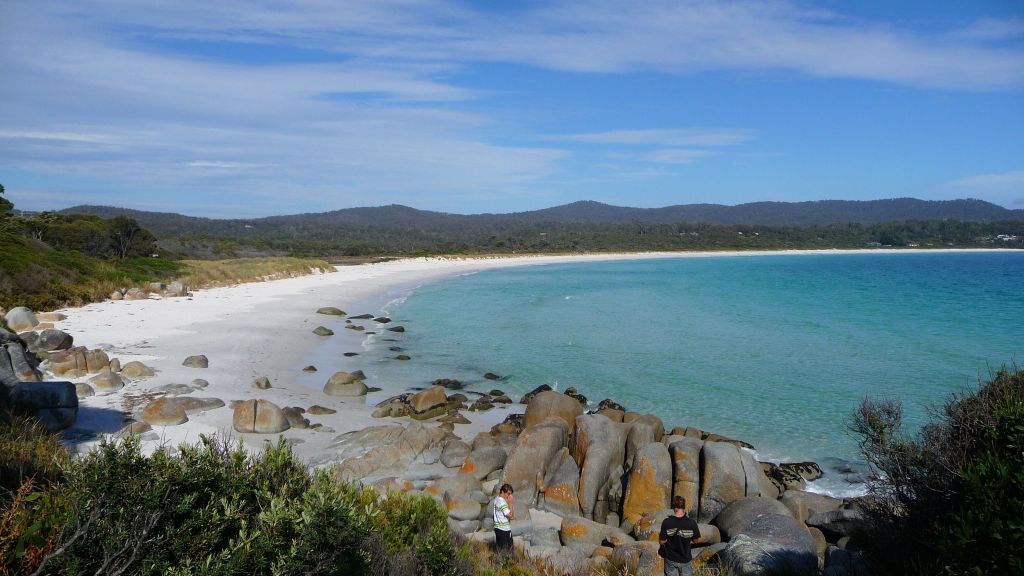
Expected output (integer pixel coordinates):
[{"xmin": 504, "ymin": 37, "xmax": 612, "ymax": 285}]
[{"xmin": 0, "ymin": 183, "xmax": 12, "ymax": 215}]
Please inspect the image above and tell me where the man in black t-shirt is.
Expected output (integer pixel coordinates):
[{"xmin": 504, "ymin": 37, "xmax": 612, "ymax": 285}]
[{"xmin": 659, "ymin": 495, "xmax": 701, "ymax": 576}]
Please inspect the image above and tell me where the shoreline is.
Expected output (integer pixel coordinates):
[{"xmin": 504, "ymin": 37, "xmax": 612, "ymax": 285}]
[{"xmin": 45, "ymin": 248, "xmax": 1017, "ymax": 467}]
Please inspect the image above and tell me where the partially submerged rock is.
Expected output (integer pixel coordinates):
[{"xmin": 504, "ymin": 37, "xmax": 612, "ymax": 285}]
[{"xmin": 373, "ymin": 386, "xmax": 455, "ymax": 420}]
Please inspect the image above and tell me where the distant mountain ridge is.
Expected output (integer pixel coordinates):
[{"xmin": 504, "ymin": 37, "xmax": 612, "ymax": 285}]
[{"xmin": 62, "ymin": 198, "xmax": 1024, "ymax": 239}]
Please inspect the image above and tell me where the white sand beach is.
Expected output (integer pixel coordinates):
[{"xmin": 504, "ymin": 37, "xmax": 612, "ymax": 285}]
[{"xmin": 46, "ymin": 248, "xmax": 1001, "ymax": 462}]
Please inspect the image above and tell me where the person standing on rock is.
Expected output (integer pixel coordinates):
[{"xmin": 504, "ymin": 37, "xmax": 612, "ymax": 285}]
[
  {"xmin": 492, "ymin": 484, "xmax": 514, "ymax": 552},
  {"xmin": 659, "ymin": 495, "xmax": 701, "ymax": 576}
]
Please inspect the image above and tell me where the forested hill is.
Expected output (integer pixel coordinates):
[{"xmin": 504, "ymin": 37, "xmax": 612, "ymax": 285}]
[
  {"xmin": 57, "ymin": 198, "xmax": 1024, "ymax": 257},
  {"xmin": 62, "ymin": 198, "xmax": 1023, "ymax": 236}
]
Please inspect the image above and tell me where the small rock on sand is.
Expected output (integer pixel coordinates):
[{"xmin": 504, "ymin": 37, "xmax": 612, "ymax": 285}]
[
  {"xmin": 233, "ymin": 399, "xmax": 291, "ymax": 434},
  {"xmin": 120, "ymin": 360, "xmax": 156, "ymax": 378},
  {"xmin": 182, "ymin": 355, "xmax": 209, "ymax": 368}
]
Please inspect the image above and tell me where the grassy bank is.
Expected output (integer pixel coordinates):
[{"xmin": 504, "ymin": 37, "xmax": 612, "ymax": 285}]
[{"xmin": 0, "ymin": 232, "xmax": 181, "ymax": 311}]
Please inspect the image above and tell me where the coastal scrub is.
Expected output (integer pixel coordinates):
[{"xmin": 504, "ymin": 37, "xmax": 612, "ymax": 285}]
[
  {"xmin": 0, "ymin": 433, "xmax": 470, "ymax": 576},
  {"xmin": 851, "ymin": 366, "xmax": 1024, "ymax": 575}
]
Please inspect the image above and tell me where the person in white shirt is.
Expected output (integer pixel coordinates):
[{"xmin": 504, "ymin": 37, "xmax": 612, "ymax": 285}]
[{"xmin": 492, "ymin": 483, "xmax": 515, "ymax": 551}]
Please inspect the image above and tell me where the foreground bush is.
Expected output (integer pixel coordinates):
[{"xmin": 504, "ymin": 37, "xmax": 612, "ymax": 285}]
[
  {"xmin": 0, "ymin": 433, "xmax": 470, "ymax": 575},
  {"xmin": 851, "ymin": 366, "xmax": 1024, "ymax": 575}
]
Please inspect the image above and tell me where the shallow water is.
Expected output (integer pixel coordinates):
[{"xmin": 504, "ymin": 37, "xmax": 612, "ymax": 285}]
[{"xmin": 327, "ymin": 252, "xmax": 1024, "ymax": 494}]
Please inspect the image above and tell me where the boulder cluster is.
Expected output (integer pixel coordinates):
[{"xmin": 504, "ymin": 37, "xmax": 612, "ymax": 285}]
[
  {"xmin": 329, "ymin": 386, "xmax": 869, "ymax": 576},
  {"xmin": 2, "ymin": 307, "xmax": 78, "ymax": 429},
  {"xmin": 108, "ymin": 281, "xmax": 189, "ymax": 301},
  {"xmin": 3, "ymin": 301, "xmax": 873, "ymax": 575}
]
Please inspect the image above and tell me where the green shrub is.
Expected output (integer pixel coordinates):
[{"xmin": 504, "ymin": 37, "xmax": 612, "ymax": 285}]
[
  {"xmin": 1, "ymin": 433, "xmax": 474, "ymax": 576},
  {"xmin": 850, "ymin": 366, "xmax": 1024, "ymax": 575}
]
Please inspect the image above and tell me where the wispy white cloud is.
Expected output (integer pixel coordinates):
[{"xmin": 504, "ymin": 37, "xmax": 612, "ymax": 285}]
[
  {"xmin": 21, "ymin": 1, "xmax": 1023, "ymax": 91},
  {"xmin": 638, "ymin": 149, "xmax": 721, "ymax": 165},
  {"xmin": 551, "ymin": 129, "xmax": 755, "ymax": 147},
  {"xmin": 954, "ymin": 17, "xmax": 1024, "ymax": 42},
  {"xmin": 0, "ymin": 130, "xmax": 122, "ymax": 145},
  {"xmin": 948, "ymin": 170, "xmax": 1024, "ymax": 189},
  {"xmin": 1, "ymin": 1, "xmax": 1022, "ymax": 215},
  {"xmin": 558, "ymin": 128, "xmax": 751, "ymax": 170},
  {"xmin": 186, "ymin": 161, "xmax": 265, "ymax": 170},
  {"xmin": 944, "ymin": 170, "xmax": 1024, "ymax": 208}
]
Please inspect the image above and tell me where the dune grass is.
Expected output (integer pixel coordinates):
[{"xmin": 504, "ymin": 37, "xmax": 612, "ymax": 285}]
[{"xmin": 177, "ymin": 257, "xmax": 334, "ymax": 288}]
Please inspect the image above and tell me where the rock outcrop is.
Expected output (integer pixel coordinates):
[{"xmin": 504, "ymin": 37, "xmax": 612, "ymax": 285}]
[
  {"xmin": 540, "ymin": 447, "xmax": 581, "ymax": 517},
  {"xmin": 523, "ymin": 390, "xmax": 584, "ymax": 431},
  {"xmin": 622, "ymin": 442, "xmax": 672, "ymax": 525},
  {"xmin": 323, "ymin": 422, "xmax": 454, "ymax": 482},
  {"xmin": 502, "ymin": 417, "xmax": 570, "ymax": 506},
  {"xmin": 573, "ymin": 414, "xmax": 628, "ymax": 522},
  {"xmin": 698, "ymin": 441, "xmax": 763, "ymax": 523},
  {"xmin": 668, "ymin": 436, "xmax": 702, "ymax": 517}
]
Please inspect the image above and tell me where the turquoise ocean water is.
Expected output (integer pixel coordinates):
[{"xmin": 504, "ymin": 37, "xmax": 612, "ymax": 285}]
[{"xmin": 338, "ymin": 252, "xmax": 1024, "ymax": 494}]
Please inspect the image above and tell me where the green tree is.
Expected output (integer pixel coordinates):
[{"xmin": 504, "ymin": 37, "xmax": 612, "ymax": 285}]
[
  {"xmin": 108, "ymin": 215, "xmax": 155, "ymax": 259},
  {"xmin": 0, "ymin": 183, "xmax": 12, "ymax": 215}
]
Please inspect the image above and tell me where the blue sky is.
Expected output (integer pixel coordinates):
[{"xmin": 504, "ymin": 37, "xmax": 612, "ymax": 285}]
[{"xmin": 1, "ymin": 0, "xmax": 1022, "ymax": 217}]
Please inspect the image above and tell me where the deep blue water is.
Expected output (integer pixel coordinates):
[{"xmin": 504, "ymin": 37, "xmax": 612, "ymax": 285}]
[{"xmin": 333, "ymin": 252, "xmax": 1024, "ymax": 493}]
